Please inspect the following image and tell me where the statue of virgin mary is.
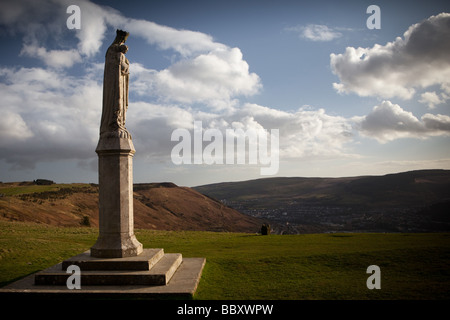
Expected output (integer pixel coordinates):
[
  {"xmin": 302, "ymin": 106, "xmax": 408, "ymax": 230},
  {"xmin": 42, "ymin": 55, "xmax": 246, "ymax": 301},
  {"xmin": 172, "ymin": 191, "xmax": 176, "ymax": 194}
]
[{"xmin": 100, "ymin": 29, "xmax": 131, "ymax": 138}]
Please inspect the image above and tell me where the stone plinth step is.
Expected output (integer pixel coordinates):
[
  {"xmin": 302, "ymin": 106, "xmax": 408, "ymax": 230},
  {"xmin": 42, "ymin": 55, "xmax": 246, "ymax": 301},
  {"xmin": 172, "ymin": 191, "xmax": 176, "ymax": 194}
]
[
  {"xmin": 0, "ymin": 258, "xmax": 206, "ymax": 299},
  {"xmin": 35, "ymin": 251, "xmax": 182, "ymax": 286},
  {"xmin": 62, "ymin": 249, "xmax": 164, "ymax": 271}
]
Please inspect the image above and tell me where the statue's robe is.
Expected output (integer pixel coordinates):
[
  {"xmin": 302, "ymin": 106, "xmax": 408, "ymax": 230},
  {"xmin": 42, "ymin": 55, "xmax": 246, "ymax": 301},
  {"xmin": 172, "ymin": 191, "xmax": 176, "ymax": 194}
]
[{"xmin": 100, "ymin": 43, "xmax": 129, "ymax": 137}]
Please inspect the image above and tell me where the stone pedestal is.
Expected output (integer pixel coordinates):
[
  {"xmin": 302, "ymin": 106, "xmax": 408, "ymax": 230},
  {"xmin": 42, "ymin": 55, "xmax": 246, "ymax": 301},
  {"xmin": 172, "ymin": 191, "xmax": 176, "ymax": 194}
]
[
  {"xmin": 35, "ymin": 249, "xmax": 183, "ymax": 286},
  {"xmin": 90, "ymin": 135, "xmax": 143, "ymax": 258}
]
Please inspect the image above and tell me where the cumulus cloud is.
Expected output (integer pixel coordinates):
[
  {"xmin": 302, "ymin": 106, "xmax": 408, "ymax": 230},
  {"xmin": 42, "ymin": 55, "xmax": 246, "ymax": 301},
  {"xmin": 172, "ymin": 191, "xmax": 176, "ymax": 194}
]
[
  {"xmin": 97, "ymin": 98, "xmax": 357, "ymax": 167},
  {"xmin": 86, "ymin": 2, "xmax": 261, "ymax": 107},
  {"xmin": 145, "ymin": 48, "xmax": 261, "ymax": 107},
  {"xmin": 130, "ymin": 53, "xmax": 261, "ymax": 111},
  {"xmin": 130, "ymin": 102, "xmax": 356, "ymax": 162},
  {"xmin": 422, "ymin": 113, "xmax": 450, "ymax": 131},
  {"xmin": 232, "ymin": 104, "xmax": 354, "ymax": 159},
  {"xmin": 0, "ymin": 110, "xmax": 33, "ymax": 142},
  {"xmin": 74, "ymin": 0, "xmax": 124, "ymax": 57},
  {"xmin": 331, "ymin": 13, "xmax": 450, "ymax": 99},
  {"xmin": 0, "ymin": 0, "xmax": 259, "ymax": 106},
  {"xmin": 64, "ymin": 0, "xmax": 225, "ymax": 57},
  {"xmin": 127, "ymin": 102, "xmax": 196, "ymax": 159},
  {"xmin": 354, "ymin": 101, "xmax": 450, "ymax": 142},
  {"xmin": 124, "ymin": 18, "xmax": 223, "ymax": 57},
  {"xmin": 0, "ymin": 65, "xmax": 101, "ymax": 168},
  {"xmin": 122, "ymin": 17, "xmax": 261, "ymax": 108},
  {"xmin": 0, "ymin": 0, "xmax": 264, "ymax": 170},
  {"xmin": 20, "ymin": 45, "xmax": 82, "ymax": 68},
  {"xmin": 3, "ymin": 0, "xmax": 448, "ymax": 177},
  {"xmin": 419, "ymin": 91, "xmax": 446, "ymax": 109},
  {"xmin": 287, "ymin": 24, "xmax": 342, "ymax": 41}
]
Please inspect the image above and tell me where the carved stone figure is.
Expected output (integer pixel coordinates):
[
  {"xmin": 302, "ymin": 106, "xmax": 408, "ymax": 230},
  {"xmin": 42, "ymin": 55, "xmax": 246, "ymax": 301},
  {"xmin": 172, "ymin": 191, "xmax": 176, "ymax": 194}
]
[
  {"xmin": 92, "ymin": 29, "xmax": 143, "ymax": 258},
  {"xmin": 100, "ymin": 29, "xmax": 131, "ymax": 138}
]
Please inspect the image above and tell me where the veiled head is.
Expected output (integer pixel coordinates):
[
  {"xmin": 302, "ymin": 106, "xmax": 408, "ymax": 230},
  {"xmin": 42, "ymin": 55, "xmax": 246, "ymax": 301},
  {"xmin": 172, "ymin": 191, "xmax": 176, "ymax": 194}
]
[{"xmin": 113, "ymin": 29, "xmax": 130, "ymax": 44}]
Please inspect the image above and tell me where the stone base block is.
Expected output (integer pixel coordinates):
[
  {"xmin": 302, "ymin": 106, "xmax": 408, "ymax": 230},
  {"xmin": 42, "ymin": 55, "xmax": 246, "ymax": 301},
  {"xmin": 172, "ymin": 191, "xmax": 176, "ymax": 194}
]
[
  {"xmin": 35, "ymin": 249, "xmax": 179, "ymax": 285},
  {"xmin": 90, "ymin": 233, "xmax": 143, "ymax": 258},
  {"xmin": 35, "ymin": 253, "xmax": 182, "ymax": 286},
  {"xmin": 62, "ymin": 248, "xmax": 164, "ymax": 271},
  {"xmin": 0, "ymin": 258, "xmax": 206, "ymax": 300}
]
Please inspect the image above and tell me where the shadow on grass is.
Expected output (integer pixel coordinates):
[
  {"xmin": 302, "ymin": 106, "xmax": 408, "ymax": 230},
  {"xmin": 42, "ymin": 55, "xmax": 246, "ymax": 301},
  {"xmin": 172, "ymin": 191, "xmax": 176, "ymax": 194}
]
[{"xmin": 0, "ymin": 269, "xmax": 40, "ymax": 288}]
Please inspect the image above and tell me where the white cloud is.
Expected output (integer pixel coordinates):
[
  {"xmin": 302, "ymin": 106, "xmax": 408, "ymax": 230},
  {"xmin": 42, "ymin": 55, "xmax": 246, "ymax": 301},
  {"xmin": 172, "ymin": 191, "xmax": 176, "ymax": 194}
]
[
  {"xmin": 268, "ymin": 106, "xmax": 353, "ymax": 159},
  {"xmin": 0, "ymin": 0, "xmax": 231, "ymax": 62},
  {"xmin": 0, "ymin": 110, "xmax": 33, "ymax": 143},
  {"xmin": 0, "ymin": 0, "xmax": 263, "ymax": 171},
  {"xmin": 1, "ymin": 0, "xmax": 261, "ymax": 107},
  {"xmin": 2, "ymin": 0, "xmax": 448, "ymax": 178},
  {"xmin": 422, "ymin": 113, "xmax": 450, "ymax": 131},
  {"xmin": 152, "ymin": 99, "xmax": 450, "ymax": 160},
  {"xmin": 147, "ymin": 48, "xmax": 261, "ymax": 107},
  {"xmin": 20, "ymin": 45, "xmax": 82, "ymax": 68},
  {"xmin": 67, "ymin": 1, "xmax": 231, "ymax": 60},
  {"xmin": 331, "ymin": 13, "xmax": 450, "ymax": 99},
  {"xmin": 0, "ymin": 65, "xmax": 101, "ymax": 169},
  {"xmin": 354, "ymin": 101, "xmax": 450, "ymax": 142},
  {"xmin": 74, "ymin": 0, "xmax": 123, "ymax": 57},
  {"xmin": 127, "ymin": 102, "xmax": 196, "ymax": 157},
  {"xmin": 124, "ymin": 18, "xmax": 223, "ymax": 57},
  {"xmin": 287, "ymin": 24, "xmax": 342, "ymax": 41},
  {"xmin": 119, "ymin": 100, "xmax": 358, "ymax": 165},
  {"xmin": 419, "ymin": 91, "xmax": 446, "ymax": 109},
  {"xmin": 130, "ymin": 47, "xmax": 261, "ymax": 110}
]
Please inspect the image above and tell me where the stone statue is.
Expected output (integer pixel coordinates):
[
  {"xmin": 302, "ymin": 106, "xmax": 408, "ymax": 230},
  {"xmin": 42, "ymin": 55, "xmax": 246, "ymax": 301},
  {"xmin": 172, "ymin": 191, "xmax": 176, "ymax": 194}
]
[
  {"xmin": 100, "ymin": 29, "xmax": 131, "ymax": 139},
  {"xmin": 93, "ymin": 29, "xmax": 143, "ymax": 258}
]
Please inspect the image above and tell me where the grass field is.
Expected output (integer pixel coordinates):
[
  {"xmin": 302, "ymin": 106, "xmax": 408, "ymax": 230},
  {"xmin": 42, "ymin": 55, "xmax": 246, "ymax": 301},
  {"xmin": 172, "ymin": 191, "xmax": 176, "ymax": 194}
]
[{"xmin": 0, "ymin": 220, "xmax": 449, "ymax": 299}]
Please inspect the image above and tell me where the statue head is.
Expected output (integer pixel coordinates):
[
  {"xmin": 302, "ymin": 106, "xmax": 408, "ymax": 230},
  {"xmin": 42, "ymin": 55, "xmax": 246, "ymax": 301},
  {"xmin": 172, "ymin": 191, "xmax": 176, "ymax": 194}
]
[{"xmin": 113, "ymin": 29, "xmax": 130, "ymax": 44}]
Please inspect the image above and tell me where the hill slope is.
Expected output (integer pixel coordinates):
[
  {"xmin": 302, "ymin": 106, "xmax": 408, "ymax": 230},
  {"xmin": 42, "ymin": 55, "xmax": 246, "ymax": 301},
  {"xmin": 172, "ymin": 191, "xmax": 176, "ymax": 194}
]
[
  {"xmin": 0, "ymin": 182, "xmax": 262, "ymax": 233},
  {"xmin": 194, "ymin": 169, "xmax": 450, "ymax": 233},
  {"xmin": 195, "ymin": 169, "xmax": 450, "ymax": 207}
]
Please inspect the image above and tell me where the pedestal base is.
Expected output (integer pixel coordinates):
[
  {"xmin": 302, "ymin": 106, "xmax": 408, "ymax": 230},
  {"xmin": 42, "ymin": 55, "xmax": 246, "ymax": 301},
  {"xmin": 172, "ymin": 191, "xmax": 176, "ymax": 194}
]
[
  {"xmin": 90, "ymin": 233, "xmax": 143, "ymax": 258},
  {"xmin": 0, "ymin": 249, "xmax": 206, "ymax": 299},
  {"xmin": 35, "ymin": 249, "xmax": 182, "ymax": 286}
]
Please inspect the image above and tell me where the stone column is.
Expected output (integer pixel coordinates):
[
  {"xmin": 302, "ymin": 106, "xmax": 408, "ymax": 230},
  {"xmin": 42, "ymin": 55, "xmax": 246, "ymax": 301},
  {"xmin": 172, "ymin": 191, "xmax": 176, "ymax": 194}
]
[{"xmin": 90, "ymin": 135, "xmax": 143, "ymax": 258}]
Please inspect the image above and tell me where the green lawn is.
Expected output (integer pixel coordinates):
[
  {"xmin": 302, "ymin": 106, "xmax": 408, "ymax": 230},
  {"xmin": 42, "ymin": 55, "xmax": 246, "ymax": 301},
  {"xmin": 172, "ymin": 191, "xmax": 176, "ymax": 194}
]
[{"xmin": 0, "ymin": 220, "xmax": 449, "ymax": 299}]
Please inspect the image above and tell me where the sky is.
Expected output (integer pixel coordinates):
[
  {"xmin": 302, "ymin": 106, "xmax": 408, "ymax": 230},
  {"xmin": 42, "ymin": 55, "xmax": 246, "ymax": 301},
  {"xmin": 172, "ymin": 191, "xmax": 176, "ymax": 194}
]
[{"xmin": 1, "ymin": 0, "xmax": 450, "ymax": 187}]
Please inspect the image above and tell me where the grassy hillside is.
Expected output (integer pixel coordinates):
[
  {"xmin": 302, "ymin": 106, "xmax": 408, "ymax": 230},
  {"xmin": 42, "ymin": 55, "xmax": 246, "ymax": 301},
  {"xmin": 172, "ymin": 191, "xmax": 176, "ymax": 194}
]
[
  {"xmin": 0, "ymin": 182, "xmax": 262, "ymax": 233},
  {"xmin": 194, "ymin": 170, "xmax": 450, "ymax": 233},
  {"xmin": 1, "ymin": 220, "xmax": 449, "ymax": 299},
  {"xmin": 194, "ymin": 169, "xmax": 450, "ymax": 208}
]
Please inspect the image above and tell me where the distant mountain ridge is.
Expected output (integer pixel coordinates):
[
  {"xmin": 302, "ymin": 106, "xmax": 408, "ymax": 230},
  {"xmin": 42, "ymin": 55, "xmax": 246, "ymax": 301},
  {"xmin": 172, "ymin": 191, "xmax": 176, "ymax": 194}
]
[
  {"xmin": 194, "ymin": 169, "xmax": 450, "ymax": 233},
  {"xmin": 0, "ymin": 182, "xmax": 263, "ymax": 233}
]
